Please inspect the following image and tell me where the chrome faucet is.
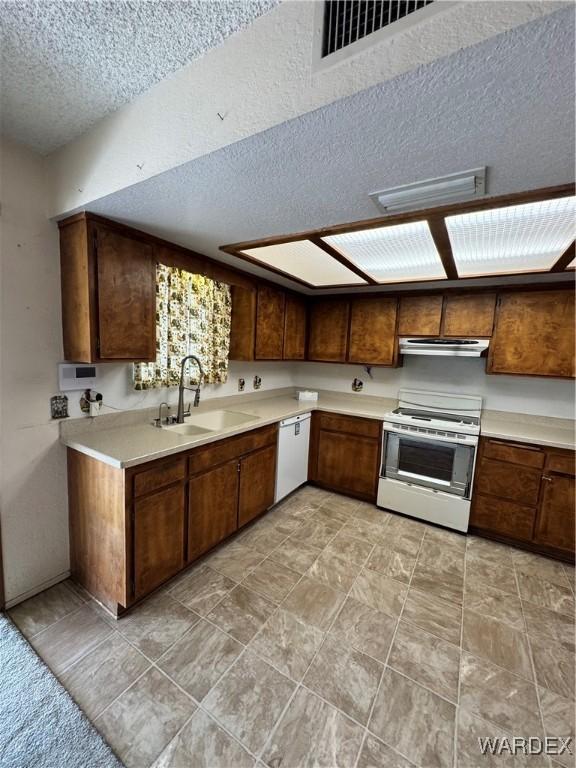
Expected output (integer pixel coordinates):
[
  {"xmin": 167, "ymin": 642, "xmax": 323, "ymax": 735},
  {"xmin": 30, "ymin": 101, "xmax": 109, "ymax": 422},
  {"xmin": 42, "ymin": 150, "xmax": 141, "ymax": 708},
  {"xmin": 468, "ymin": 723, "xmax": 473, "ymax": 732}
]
[
  {"xmin": 154, "ymin": 401, "xmax": 171, "ymax": 428},
  {"xmin": 177, "ymin": 355, "xmax": 204, "ymax": 423}
]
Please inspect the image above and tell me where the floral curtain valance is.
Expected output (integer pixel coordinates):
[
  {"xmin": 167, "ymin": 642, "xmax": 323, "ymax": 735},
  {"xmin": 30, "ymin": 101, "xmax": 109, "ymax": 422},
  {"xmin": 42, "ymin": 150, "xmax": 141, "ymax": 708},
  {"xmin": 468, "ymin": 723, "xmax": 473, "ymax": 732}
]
[{"xmin": 133, "ymin": 264, "xmax": 232, "ymax": 390}]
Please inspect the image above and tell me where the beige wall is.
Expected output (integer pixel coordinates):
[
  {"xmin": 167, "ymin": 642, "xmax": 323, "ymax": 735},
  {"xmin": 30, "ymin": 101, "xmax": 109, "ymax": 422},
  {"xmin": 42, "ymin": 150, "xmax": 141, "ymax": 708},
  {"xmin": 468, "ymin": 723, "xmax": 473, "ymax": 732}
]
[{"xmin": 0, "ymin": 138, "xmax": 69, "ymax": 605}]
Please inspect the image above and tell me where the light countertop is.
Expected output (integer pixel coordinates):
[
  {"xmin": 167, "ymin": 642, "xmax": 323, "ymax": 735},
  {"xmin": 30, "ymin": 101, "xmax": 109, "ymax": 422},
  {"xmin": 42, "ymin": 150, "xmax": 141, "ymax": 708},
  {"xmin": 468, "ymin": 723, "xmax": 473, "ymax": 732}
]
[{"xmin": 60, "ymin": 389, "xmax": 575, "ymax": 469}]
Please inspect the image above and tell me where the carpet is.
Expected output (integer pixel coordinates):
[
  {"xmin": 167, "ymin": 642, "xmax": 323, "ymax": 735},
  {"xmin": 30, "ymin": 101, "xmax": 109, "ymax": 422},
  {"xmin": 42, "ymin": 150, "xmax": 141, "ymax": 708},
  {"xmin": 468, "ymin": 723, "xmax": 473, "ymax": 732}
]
[{"xmin": 0, "ymin": 612, "xmax": 123, "ymax": 768}]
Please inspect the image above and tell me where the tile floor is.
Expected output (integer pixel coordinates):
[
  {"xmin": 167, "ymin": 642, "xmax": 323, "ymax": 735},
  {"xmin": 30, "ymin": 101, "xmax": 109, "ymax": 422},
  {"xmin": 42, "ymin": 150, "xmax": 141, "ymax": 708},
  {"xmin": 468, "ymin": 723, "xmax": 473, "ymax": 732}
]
[{"xmin": 8, "ymin": 486, "xmax": 576, "ymax": 768}]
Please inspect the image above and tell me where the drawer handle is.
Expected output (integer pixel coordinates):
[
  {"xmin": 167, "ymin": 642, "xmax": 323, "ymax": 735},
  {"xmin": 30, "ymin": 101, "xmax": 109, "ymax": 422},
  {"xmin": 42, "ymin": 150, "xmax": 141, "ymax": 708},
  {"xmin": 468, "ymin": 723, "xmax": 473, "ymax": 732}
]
[{"xmin": 487, "ymin": 440, "xmax": 541, "ymax": 452}]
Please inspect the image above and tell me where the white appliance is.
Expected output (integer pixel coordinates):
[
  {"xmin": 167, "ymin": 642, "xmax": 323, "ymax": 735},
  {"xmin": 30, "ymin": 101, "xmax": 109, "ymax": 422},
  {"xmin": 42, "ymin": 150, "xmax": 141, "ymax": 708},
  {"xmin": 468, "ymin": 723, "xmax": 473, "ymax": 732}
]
[
  {"xmin": 275, "ymin": 413, "xmax": 311, "ymax": 503},
  {"xmin": 58, "ymin": 363, "xmax": 97, "ymax": 391},
  {"xmin": 399, "ymin": 338, "xmax": 489, "ymax": 357},
  {"xmin": 378, "ymin": 389, "xmax": 482, "ymax": 532}
]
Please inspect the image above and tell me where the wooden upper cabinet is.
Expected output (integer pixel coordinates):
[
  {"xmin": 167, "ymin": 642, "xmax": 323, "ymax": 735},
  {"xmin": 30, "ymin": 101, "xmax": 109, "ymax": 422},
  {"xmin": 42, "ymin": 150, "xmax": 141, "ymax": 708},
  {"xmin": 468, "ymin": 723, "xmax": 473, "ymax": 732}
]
[
  {"xmin": 442, "ymin": 293, "xmax": 496, "ymax": 337},
  {"xmin": 229, "ymin": 286, "xmax": 257, "ymax": 361},
  {"xmin": 59, "ymin": 216, "xmax": 156, "ymax": 363},
  {"xmin": 283, "ymin": 294, "xmax": 307, "ymax": 360},
  {"xmin": 488, "ymin": 290, "xmax": 575, "ymax": 378},
  {"xmin": 348, "ymin": 298, "xmax": 398, "ymax": 365},
  {"xmin": 308, "ymin": 299, "xmax": 350, "ymax": 362},
  {"xmin": 397, "ymin": 295, "xmax": 443, "ymax": 336},
  {"xmin": 535, "ymin": 474, "xmax": 575, "ymax": 552},
  {"xmin": 255, "ymin": 285, "xmax": 286, "ymax": 359}
]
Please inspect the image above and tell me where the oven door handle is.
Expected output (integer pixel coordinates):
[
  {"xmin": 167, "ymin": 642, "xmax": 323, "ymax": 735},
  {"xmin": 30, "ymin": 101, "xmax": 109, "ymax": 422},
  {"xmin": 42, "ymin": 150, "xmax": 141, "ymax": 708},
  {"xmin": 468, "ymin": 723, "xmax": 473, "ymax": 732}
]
[{"xmin": 383, "ymin": 423, "xmax": 478, "ymax": 446}]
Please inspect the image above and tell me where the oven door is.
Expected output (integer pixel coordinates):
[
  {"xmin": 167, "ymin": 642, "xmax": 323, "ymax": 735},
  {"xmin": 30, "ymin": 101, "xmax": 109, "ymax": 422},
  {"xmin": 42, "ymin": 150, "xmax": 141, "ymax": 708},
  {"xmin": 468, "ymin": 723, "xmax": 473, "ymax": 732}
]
[{"xmin": 383, "ymin": 429, "xmax": 475, "ymax": 498}]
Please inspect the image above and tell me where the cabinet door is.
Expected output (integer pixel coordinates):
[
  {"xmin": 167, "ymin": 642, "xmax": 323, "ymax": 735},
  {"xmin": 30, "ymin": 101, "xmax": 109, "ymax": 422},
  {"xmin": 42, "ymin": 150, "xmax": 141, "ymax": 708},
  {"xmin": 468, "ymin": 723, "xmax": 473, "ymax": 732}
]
[
  {"xmin": 442, "ymin": 293, "xmax": 496, "ymax": 337},
  {"xmin": 488, "ymin": 290, "xmax": 575, "ymax": 377},
  {"xmin": 283, "ymin": 294, "xmax": 307, "ymax": 360},
  {"xmin": 188, "ymin": 460, "xmax": 239, "ymax": 562},
  {"xmin": 348, "ymin": 297, "xmax": 397, "ymax": 365},
  {"xmin": 316, "ymin": 431, "xmax": 379, "ymax": 500},
  {"xmin": 475, "ymin": 459, "xmax": 542, "ymax": 506},
  {"xmin": 535, "ymin": 474, "xmax": 575, "ymax": 553},
  {"xmin": 308, "ymin": 300, "xmax": 350, "ymax": 362},
  {"xmin": 134, "ymin": 484, "xmax": 185, "ymax": 598},
  {"xmin": 255, "ymin": 286, "xmax": 285, "ymax": 359},
  {"xmin": 238, "ymin": 444, "xmax": 277, "ymax": 527},
  {"xmin": 470, "ymin": 494, "xmax": 536, "ymax": 541},
  {"xmin": 229, "ymin": 286, "xmax": 256, "ymax": 361},
  {"xmin": 95, "ymin": 226, "xmax": 156, "ymax": 360},
  {"xmin": 397, "ymin": 295, "xmax": 443, "ymax": 336}
]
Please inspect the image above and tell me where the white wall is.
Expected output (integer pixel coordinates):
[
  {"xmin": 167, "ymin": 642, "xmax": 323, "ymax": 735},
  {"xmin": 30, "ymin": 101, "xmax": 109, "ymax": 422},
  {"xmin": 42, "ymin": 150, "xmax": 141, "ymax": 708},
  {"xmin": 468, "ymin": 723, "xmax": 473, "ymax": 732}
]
[
  {"xmin": 293, "ymin": 358, "xmax": 575, "ymax": 420},
  {"xmin": 0, "ymin": 139, "xmax": 69, "ymax": 605}
]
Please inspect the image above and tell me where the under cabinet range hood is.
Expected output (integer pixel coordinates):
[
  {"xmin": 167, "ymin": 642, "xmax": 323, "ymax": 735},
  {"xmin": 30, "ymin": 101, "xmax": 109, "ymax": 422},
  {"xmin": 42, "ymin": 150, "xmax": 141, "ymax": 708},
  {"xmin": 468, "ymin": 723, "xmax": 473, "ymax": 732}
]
[{"xmin": 399, "ymin": 338, "xmax": 490, "ymax": 357}]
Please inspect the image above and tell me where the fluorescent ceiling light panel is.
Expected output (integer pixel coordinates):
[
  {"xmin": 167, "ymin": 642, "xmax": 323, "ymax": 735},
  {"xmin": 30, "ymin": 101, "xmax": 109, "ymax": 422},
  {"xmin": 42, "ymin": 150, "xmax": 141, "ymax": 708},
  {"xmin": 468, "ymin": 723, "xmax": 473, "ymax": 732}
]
[
  {"xmin": 446, "ymin": 197, "xmax": 576, "ymax": 276},
  {"xmin": 241, "ymin": 240, "xmax": 367, "ymax": 286},
  {"xmin": 323, "ymin": 220, "xmax": 446, "ymax": 283}
]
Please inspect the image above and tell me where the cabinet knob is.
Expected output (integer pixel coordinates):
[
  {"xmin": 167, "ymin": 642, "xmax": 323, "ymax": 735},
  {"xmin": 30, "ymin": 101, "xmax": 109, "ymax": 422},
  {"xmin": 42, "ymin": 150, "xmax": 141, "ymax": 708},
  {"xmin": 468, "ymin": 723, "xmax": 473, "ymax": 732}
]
[{"xmin": 542, "ymin": 475, "xmax": 553, "ymax": 482}]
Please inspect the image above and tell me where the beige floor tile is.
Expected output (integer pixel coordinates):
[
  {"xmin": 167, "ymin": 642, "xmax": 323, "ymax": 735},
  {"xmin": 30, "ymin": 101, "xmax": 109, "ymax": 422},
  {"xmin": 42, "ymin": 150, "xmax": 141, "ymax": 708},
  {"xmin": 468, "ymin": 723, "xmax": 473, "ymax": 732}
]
[
  {"xmin": 417, "ymin": 541, "xmax": 465, "ymax": 576},
  {"xmin": 465, "ymin": 558, "xmax": 518, "ymax": 596},
  {"xmin": 152, "ymin": 709, "xmax": 255, "ymax": 768},
  {"xmin": 462, "ymin": 610, "xmax": 533, "ymax": 680},
  {"xmin": 424, "ymin": 527, "xmax": 467, "ymax": 552},
  {"xmin": 237, "ymin": 527, "xmax": 288, "ymax": 555},
  {"xmin": 370, "ymin": 667, "xmax": 455, "ymax": 768},
  {"xmin": 329, "ymin": 595, "xmax": 397, "ymax": 663},
  {"xmin": 402, "ymin": 588, "xmax": 462, "ymax": 646},
  {"xmin": 456, "ymin": 708, "xmax": 518, "ymax": 768},
  {"xmin": 262, "ymin": 686, "xmax": 364, "ymax": 768},
  {"xmin": 357, "ymin": 733, "xmax": 416, "ymax": 768},
  {"xmin": 282, "ymin": 577, "xmax": 345, "ymax": 631},
  {"xmin": 325, "ymin": 532, "xmax": 373, "ymax": 565},
  {"xmin": 31, "ymin": 603, "xmax": 113, "ymax": 675},
  {"xmin": 307, "ymin": 550, "xmax": 360, "ymax": 593},
  {"xmin": 268, "ymin": 538, "xmax": 320, "ymax": 574},
  {"xmin": 513, "ymin": 551, "xmax": 573, "ymax": 588},
  {"xmin": 366, "ymin": 545, "xmax": 415, "ymax": 584},
  {"xmin": 304, "ymin": 634, "xmax": 383, "ymax": 724},
  {"xmin": 96, "ymin": 667, "xmax": 195, "ymax": 768},
  {"xmin": 522, "ymin": 602, "xmax": 575, "ymax": 649},
  {"xmin": 158, "ymin": 619, "xmax": 242, "ymax": 700},
  {"xmin": 464, "ymin": 579, "xmax": 525, "ymax": 630},
  {"xmin": 466, "ymin": 536, "xmax": 518, "ymax": 568},
  {"xmin": 203, "ymin": 651, "xmax": 295, "ymax": 753},
  {"xmin": 168, "ymin": 566, "xmax": 235, "ymax": 615},
  {"xmin": 538, "ymin": 687, "xmax": 575, "ymax": 768},
  {"xmin": 9, "ymin": 581, "xmax": 85, "ymax": 638},
  {"xmin": 388, "ymin": 622, "xmax": 460, "ymax": 702},
  {"xmin": 382, "ymin": 531, "xmax": 424, "ymax": 557},
  {"xmin": 350, "ymin": 569, "xmax": 407, "ymax": 617},
  {"xmin": 517, "ymin": 572, "xmax": 575, "ymax": 617},
  {"xmin": 529, "ymin": 634, "xmax": 575, "ymax": 701},
  {"xmin": 342, "ymin": 517, "xmax": 388, "ymax": 545},
  {"xmin": 114, "ymin": 593, "xmax": 199, "ymax": 660},
  {"xmin": 207, "ymin": 543, "xmax": 265, "ymax": 582},
  {"xmin": 59, "ymin": 632, "xmax": 149, "ymax": 720},
  {"xmin": 410, "ymin": 562, "xmax": 464, "ymax": 605},
  {"xmin": 320, "ymin": 493, "xmax": 362, "ymax": 517},
  {"xmin": 249, "ymin": 607, "xmax": 324, "ymax": 680},
  {"xmin": 562, "ymin": 564, "xmax": 575, "ymax": 594},
  {"xmin": 387, "ymin": 515, "xmax": 427, "ymax": 537},
  {"xmin": 272, "ymin": 516, "xmax": 305, "ymax": 536},
  {"xmin": 242, "ymin": 560, "xmax": 301, "ymax": 603},
  {"xmin": 290, "ymin": 520, "xmax": 340, "ymax": 549},
  {"xmin": 207, "ymin": 585, "xmax": 276, "ymax": 644},
  {"xmin": 459, "ymin": 652, "xmax": 541, "ymax": 734},
  {"xmin": 312, "ymin": 506, "xmax": 350, "ymax": 528},
  {"xmin": 352, "ymin": 502, "xmax": 391, "ymax": 526}
]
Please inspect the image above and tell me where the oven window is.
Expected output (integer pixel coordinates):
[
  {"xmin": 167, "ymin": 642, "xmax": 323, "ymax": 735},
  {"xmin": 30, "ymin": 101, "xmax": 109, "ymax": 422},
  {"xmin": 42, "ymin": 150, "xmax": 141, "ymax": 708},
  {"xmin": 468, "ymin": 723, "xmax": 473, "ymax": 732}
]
[{"xmin": 397, "ymin": 439, "xmax": 454, "ymax": 483}]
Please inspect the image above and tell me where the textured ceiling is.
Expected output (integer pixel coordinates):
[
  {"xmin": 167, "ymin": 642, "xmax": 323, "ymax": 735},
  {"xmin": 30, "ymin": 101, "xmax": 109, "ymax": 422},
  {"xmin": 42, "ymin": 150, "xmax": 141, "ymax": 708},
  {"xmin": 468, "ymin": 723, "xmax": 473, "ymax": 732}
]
[
  {"xmin": 0, "ymin": 0, "xmax": 278, "ymax": 154},
  {"xmin": 77, "ymin": 7, "xmax": 574, "ymax": 293}
]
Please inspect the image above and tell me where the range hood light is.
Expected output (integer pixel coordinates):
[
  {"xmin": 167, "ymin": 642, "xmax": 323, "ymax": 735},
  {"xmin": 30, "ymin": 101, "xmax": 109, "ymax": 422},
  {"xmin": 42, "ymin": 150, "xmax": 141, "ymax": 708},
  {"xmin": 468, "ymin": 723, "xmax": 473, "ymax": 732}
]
[{"xmin": 371, "ymin": 168, "xmax": 486, "ymax": 213}]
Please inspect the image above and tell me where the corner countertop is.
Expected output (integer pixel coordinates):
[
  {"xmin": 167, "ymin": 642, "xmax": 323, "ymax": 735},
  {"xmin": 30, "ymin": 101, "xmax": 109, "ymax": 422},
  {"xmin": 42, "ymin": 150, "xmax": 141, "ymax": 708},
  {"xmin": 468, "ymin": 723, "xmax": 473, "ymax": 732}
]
[{"xmin": 60, "ymin": 388, "xmax": 575, "ymax": 469}]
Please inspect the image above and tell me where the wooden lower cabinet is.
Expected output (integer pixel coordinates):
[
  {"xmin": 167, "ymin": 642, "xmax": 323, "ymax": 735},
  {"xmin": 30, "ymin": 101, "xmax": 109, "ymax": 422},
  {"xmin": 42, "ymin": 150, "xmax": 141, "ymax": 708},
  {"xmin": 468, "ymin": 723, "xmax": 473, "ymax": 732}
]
[
  {"xmin": 470, "ymin": 437, "xmax": 575, "ymax": 562},
  {"xmin": 239, "ymin": 444, "xmax": 277, "ymax": 527},
  {"xmin": 188, "ymin": 460, "xmax": 239, "ymax": 562}
]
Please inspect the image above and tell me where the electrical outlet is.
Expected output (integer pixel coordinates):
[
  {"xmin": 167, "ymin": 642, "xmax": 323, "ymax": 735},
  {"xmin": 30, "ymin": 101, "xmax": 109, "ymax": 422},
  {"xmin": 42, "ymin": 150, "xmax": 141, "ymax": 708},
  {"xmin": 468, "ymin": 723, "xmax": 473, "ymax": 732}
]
[
  {"xmin": 238, "ymin": 378, "xmax": 245, "ymax": 392},
  {"xmin": 352, "ymin": 377, "xmax": 363, "ymax": 392},
  {"xmin": 253, "ymin": 375, "xmax": 262, "ymax": 390}
]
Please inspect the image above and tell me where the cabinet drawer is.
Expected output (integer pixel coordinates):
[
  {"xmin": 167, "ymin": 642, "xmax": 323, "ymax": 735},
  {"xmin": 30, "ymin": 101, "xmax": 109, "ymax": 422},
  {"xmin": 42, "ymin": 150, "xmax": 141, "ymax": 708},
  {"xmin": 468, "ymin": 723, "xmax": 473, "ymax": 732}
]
[
  {"xmin": 189, "ymin": 425, "xmax": 277, "ymax": 474},
  {"xmin": 471, "ymin": 493, "xmax": 536, "ymax": 541},
  {"xmin": 475, "ymin": 459, "xmax": 542, "ymax": 506},
  {"xmin": 546, "ymin": 452, "xmax": 575, "ymax": 476},
  {"xmin": 318, "ymin": 412, "xmax": 381, "ymax": 439},
  {"xmin": 133, "ymin": 457, "xmax": 186, "ymax": 497},
  {"xmin": 483, "ymin": 439, "xmax": 545, "ymax": 469}
]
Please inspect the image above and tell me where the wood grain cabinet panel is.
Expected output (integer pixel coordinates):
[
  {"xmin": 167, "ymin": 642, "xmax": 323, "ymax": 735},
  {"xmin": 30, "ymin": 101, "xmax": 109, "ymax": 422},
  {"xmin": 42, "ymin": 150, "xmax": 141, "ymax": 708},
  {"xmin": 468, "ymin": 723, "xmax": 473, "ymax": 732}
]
[
  {"xmin": 482, "ymin": 440, "xmax": 544, "ymax": 469},
  {"xmin": 238, "ymin": 444, "xmax": 277, "ymax": 527},
  {"xmin": 348, "ymin": 298, "xmax": 398, "ymax": 365},
  {"xmin": 318, "ymin": 413, "xmax": 381, "ymax": 439},
  {"xmin": 488, "ymin": 290, "xmax": 575, "ymax": 377},
  {"xmin": 535, "ymin": 474, "xmax": 575, "ymax": 552},
  {"xmin": 134, "ymin": 484, "xmax": 185, "ymax": 598},
  {"xmin": 470, "ymin": 494, "xmax": 536, "ymax": 541},
  {"xmin": 229, "ymin": 287, "xmax": 257, "ymax": 361},
  {"xmin": 316, "ymin": 431, "xmax": 379, "ymax": 501},
  {"xmin": 442, "ymin": 293, "xmax": 496, "ymax": 337},
  {"xmin": 475, "ymin": 459, "xmax": 542, "ymax": 506},
  {"xmin": 397, "ymin": 295, "xmax": 443, "ymax": 337},
  {"xmin": 134, "ymin": 458, "xmax": 186, "ymax": 497},
  {"xmin": 308, "ymin": 299, "xmax": 350, "ymax": 362},
  {"xmin": 255, "ymin": 285, "xmax": 286, "ymax": 359},
  {"xmin": 283, "ymin": 294, "xmax": 307, "ymax": 360},
  {"xmin": 188, "ymin": 460, "xmax": 239, "ymax": 562}
]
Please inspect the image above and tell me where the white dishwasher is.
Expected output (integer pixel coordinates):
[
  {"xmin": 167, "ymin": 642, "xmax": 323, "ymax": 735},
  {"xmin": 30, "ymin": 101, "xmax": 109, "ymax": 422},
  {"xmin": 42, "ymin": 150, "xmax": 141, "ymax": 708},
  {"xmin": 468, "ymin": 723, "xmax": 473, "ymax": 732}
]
[{"xmin": 275, "ymin": 413, "xmax": 311, "ymax": 503}]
